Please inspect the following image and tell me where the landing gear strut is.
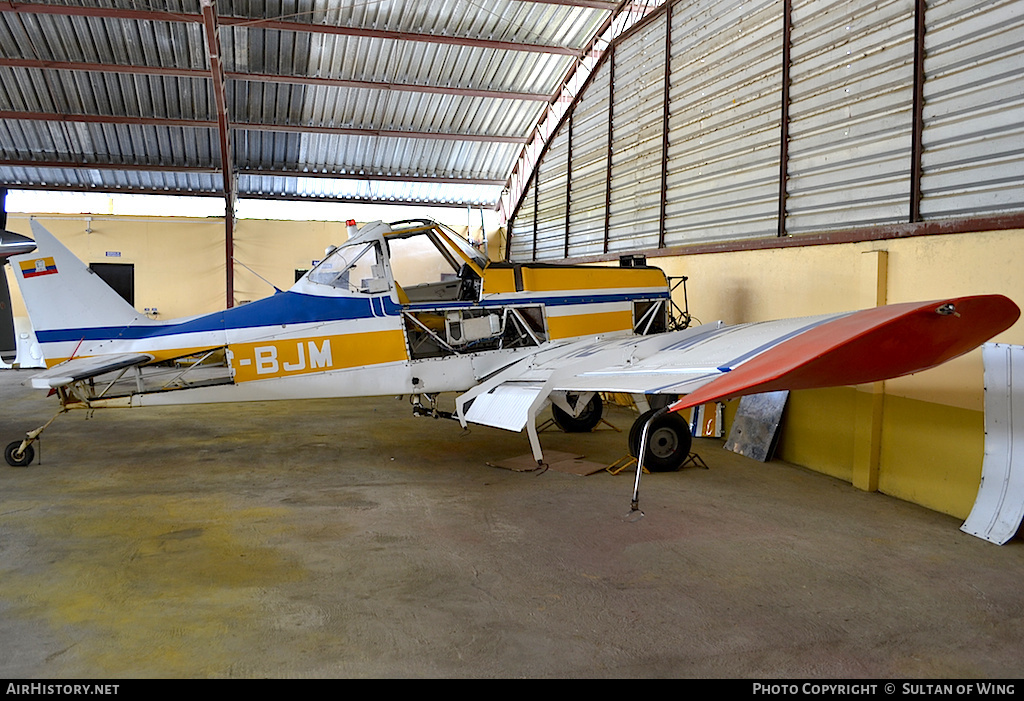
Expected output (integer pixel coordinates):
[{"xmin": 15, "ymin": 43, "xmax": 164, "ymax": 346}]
[
  {"xmin": 627, "ymin": 406, "xmax": 693, "ymax": 519},
  {"xmin": 5, "ymin": 409, "xmax": 65, "ymax": 467}
]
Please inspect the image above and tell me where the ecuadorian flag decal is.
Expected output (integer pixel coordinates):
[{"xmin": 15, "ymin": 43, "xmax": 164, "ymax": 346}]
[{"xmin": 20, "ymin": 257, "xmax": 58, "ymax": 278}]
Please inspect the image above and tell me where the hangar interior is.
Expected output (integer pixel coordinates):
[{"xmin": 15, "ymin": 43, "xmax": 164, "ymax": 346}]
[{"xmin": 1, "ymin": 0, "xmax": 1023, "ymax": 679}]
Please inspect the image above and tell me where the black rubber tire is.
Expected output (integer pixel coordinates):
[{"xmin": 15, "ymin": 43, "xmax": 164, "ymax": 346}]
[
  {"xmin": 5, "ymin": 440, "xmax": 34, "ymax": 468},
  {"xmin": 628, "ymin": 408, "xmax": 692, "ymax": 472},
  {"xmin": 551, "ymin": 394, "xmax": 604, "ymax": 433}
]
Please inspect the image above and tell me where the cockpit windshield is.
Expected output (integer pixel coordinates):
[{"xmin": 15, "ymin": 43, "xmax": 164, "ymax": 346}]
[
  {"xmin": 301, "ymin": 219, "xmax": 487, "ymax": 303},
  {"xmin": 307, "ymin": 240, "xmax": 389, "ymax": 294}
]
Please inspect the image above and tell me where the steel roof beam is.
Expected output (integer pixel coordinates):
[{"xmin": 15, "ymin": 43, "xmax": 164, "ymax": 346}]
[
  {"xmin": 0, "ymin": 109, "xmax": 528, "ymax": 144},
  {"xmin": 520, "ymin": 0, "xmax": 618, "ymax": 9},
  {"xmin": 1, "ymin": 182, "xmax": 498, "ymax": 208},
  {"xmin": 0, "ymin": 2, "xmax": 581, "ymax": 56},
  {"xmin": 0, "ymin": 159, "xmax": 504, "ymax": 186},
  {"xmin": 0, "ymin": 158, "xmax": 219, "ymax": 174},
  {"xmin": 0, "ymin": 57, "xmax": 550, "ymax": 102},
  {"xmin": 200, "ymin": 0, "xmax": 235, "ymax": 309}
]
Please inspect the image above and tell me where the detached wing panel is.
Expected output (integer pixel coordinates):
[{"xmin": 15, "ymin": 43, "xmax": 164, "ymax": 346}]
[
  {"xmin": 457, "ymin": 295, "xmax": 1019, "ymax": 431},
  {"xmin": 669, "ymin": 295, "xmax": 1020, "ymax": 412},
  {"xmin": 29, "ymin": 353, "xmax": 154, "ymax": 389}
]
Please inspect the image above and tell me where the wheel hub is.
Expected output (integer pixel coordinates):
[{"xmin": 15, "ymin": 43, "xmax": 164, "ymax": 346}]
[{"xmin": 649, "ymin": 427, "xmax": 679, "ymax": 458}]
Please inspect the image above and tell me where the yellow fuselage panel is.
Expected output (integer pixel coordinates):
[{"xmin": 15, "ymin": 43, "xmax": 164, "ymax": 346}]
[
  {"xmin": 229, "ymin": 329, "xmax": 408, "ymax": 383},
  {"xmin": 523, "ymin": 266, "xmax": 665, "ymax": 292},
  {"xmin": 547, "ymin": 309, "xmax": 633, "ymax": 340},
  {"xmin": 480, "ymin": 265, "xmax": 667, "ymax": 296}
]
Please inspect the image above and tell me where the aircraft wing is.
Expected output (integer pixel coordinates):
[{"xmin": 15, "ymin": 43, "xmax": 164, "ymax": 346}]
[
  {"xmin": 27, "ymin": 353, "xmax": 154, "ymax": 389},
  {"xmin": 457, "ymin": 294, "xmax": 1020, "ymax": 432}
]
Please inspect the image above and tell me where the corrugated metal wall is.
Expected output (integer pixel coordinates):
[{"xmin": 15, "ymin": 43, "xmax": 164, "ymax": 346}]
[
  {"xmin": 919, "ymin": 0, "xmax": 1024, "ymax": 219},
  {"xmin": 567, "ymin": 64, "xmax": 612, "ymax": 258},
  {"xmin": 665, "ymin": 0, "xmax": 783, "ymax": 245},
  {"xmin": 508, "ymin": 0, "xmax": 1024, "ymax": 262},
  {"xmin": 785, "ymin": 0, "xmax": 916, "ymax": 233},
  {"xmin": 607, "ymin": 14, "xmax": 668, "ymax": 253}
]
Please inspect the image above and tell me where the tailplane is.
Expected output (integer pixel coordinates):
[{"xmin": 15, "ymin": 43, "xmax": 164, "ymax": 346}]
[{"xmin": 10, "ymin": 221, "xmax": 151, "ymax": 341}]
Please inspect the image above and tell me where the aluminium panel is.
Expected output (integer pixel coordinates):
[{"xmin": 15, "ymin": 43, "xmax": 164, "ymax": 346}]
[
  {"xmin": 664, "ymin": 0, "xmax": 783, "ymax": 246},
  {"xmin": 784, "ymin": 0, "xmax": 915, "ymax": 234},
  {"xmin": 534, "ymin": 126, "xmax": 571, "ymax": 261},
  {"xmin": 962, "ymin": 343, "xmax": 1024, "ymax": 545},
  {"xmin": 567, "ymin": 62, "xmax": 612, "ymax": 260},
  {"xmin": 508, "ymin": 181, "xmax": 537, "ymax": 262},
  {"xmin": 606, "ymin": 14, "xmax": 668, "ymax": 254},
  {"xmin": 920, "ymin": 0, "xmax": 1024, "ymax": 219}
]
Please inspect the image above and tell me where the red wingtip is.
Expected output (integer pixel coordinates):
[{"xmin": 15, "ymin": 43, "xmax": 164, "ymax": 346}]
[{"xmin": 669, "ymin": 294, "xmax": 1019, "ymax": 413}]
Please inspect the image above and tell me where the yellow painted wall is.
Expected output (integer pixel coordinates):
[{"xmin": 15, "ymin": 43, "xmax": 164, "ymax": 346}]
[
  {"xmin": 5, "ymin": 214, "xmax": 501, "ymax": 319},
  {"xmin": 6, "ymin": 215, "xmax": 227, "ymax": 320},
  {"xmin": 652, "ymin": 228, "xmax": 1024, "ymax": 518}
]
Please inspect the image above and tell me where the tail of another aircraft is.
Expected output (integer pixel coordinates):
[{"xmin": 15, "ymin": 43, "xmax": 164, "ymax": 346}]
[{"xmin": 11, "ymin": 221, "xmax": 151, "ymax": 340}]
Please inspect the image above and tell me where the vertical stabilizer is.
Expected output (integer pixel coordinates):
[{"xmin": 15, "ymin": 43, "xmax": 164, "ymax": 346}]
[{"xmin": 11, "ymin": 221, "xmax": 150, "ymax": 334}]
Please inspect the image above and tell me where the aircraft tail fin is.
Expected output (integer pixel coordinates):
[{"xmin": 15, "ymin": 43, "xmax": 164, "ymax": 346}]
[{"xmin": 10, "ymin": 221, "xmax": 150, "ymax": 337}]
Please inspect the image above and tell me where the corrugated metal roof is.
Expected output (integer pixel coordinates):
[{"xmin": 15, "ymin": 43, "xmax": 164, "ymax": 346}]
[{"xmin": 0, "ymin": 0, "xmax": 621, "ymax": 210}]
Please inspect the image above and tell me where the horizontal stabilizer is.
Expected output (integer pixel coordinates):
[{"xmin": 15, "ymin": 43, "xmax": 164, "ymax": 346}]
[{"xmin": 29, "ymin": 353, "xmax": 153, "ymax": 389}]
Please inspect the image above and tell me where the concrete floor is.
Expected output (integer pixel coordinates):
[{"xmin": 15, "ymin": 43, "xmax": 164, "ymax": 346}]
[{"xmin": 1, "ymin": 368, "xmax": 1022, "ymax": 679}]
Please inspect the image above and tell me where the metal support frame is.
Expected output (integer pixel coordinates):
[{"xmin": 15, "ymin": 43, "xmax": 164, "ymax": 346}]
[
  {"xmin": 657, "ymin": 2, "xmax": 673, "ymax": 250},
  {"xmin": 200, "ymin": 0, "xmax": 236, "ymax": 309},
  {"xmin": 909, "ymin": 0, "xmax": 927, "ymax": 223},
  {"xmin": 777, "ymin": 0, "xmax": 793, "ymax": 238},
  {"xmin": 602, "ymin": 46, "xmax": 615, "ymax": 255}
]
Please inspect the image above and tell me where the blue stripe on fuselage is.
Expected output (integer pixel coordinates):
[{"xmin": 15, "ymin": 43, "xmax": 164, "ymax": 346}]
[
  {"xmin": 34, "ymin": 291, "xmax": 383, "ymax": 344},
  {"xmin": 34, "ymin": 288, "xmax": 671, "ymax": 344}
]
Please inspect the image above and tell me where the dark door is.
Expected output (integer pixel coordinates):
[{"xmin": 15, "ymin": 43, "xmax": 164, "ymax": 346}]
[{"xmin": 89, "ymin": 262, "xmax": 135, "ymax": 306}]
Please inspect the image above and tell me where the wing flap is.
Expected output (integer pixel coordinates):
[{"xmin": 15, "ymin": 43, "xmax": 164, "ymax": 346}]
[
  {"xmin": 463, "ymin": 382, "xmax": 547, "ymax": 431},
  {"xmin": 29, "ymin": 353, "xmax": 154, "ymax": 389}
]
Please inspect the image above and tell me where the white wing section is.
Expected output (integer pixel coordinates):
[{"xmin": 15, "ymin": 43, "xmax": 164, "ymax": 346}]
[
  {"xmin": 28, "ymin": 353, "xmax": 153, "ymax": 389},
  {"xmin": 456, "ymin": 314, "xmax": 847, "ymax": 433}
]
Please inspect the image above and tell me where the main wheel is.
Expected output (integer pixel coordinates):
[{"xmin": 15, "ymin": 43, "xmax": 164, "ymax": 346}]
[
  {"xmin": 5, "ymin": 441, "xmax": 34, "ymax": 468},
  {"xmin": 551, "ymin": 394, "xmax": 604, "ymax": 433},
  {"xmin": 628, "ymin": 409, "xmax": 692, "ymax": 472}
]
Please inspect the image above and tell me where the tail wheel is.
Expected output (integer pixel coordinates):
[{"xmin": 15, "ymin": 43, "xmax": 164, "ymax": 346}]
[
  {"xmin": 628, "ymin": 409, "xmax": 692, "ymax": 472},
  {"xmin": 5, "ymin": 441, "xmax": 34, "ymax": 468},
  {"xmin": 551, "ymin": 394, "xmax": 604, "ymax": 433}
]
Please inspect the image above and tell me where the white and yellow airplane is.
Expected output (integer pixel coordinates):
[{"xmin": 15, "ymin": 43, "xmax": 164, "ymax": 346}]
[{"xmin": 5, "ymin": 218, "xmax": 1020, "ymax": 511}]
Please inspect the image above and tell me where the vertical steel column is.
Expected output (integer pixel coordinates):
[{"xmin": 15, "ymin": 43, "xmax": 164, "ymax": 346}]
[
  {"xmin": 201, "ymin": 0, "xmax": 235, "ymax": 309},
  {"xmin": 658, "ymin": 3, "xmax": 673, "ymax": 249},
  {"xmin": 0, "ymin": 187, "xmax": 7, "ymax": 230},
  {"xmin": 603, "ymin": 47, "xmax": 615, "ymax": 254},
  {"xmin": 532, "ymin": 173, "xmax": 539, "ymax": 261},
  {"xmin": 909, "ymin": 0, "xmax": 927, "ymax": 223},
  {"xmin": 564, "ymin": 112, "xmax": 573, "ymax": 259},
  {"xmin": 776, "ymin": 0, "xmax": 793, "ymax": 237}
]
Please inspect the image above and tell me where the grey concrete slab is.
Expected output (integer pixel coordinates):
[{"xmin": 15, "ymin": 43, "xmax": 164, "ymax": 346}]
[{"xmin": 1, "ymin": 369, "xmax": 1022, "ymax": 678}]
